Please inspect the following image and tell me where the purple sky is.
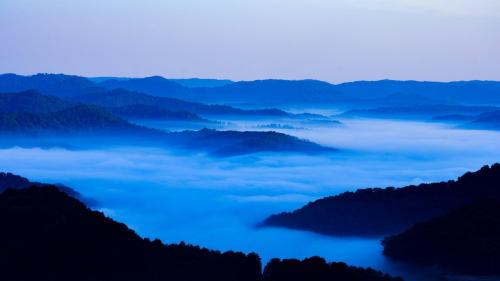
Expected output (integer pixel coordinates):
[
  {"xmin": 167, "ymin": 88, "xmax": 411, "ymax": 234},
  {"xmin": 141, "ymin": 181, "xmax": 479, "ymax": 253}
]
[{"xmin": 1, "ymin": 0, "xmax": 499, "ymax": 83}]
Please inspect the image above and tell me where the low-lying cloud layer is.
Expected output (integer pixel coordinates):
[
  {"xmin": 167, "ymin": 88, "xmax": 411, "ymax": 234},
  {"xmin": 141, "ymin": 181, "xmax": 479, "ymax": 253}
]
[{"xmin": 0, "ymin": 118, "xmax": 498, "ymax": 280}]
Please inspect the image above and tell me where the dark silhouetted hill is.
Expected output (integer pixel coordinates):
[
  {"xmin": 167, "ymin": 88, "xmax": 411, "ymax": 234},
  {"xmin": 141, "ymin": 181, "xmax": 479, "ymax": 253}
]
[
  {"xmin": 383, "ymin": 199, "xmax": 500, "ymax": 275},
  {"xmin": 0, "ymin": 186, "xmax": 261, "ymax": 281},
  {"xmin": 164, "ymin": 128, "xmax": 336, "ymax": 157},
  {"xmin": 0, "ymin": 172, "xmax": 31, "ymax": 191},
  {"xmin": 263, "ymin": 257, "xmax": 402, "ymax": 281},
  {"xmin": 0, "ymin": 172, "xmax": 94, "ymax": 206},
  {"xmin": 263, "ymin": 164, "xmax": 500, "ymax": 236},
  {"xmin": 0, "ymin": 185, "xmax": 403, "ymax": 281}
]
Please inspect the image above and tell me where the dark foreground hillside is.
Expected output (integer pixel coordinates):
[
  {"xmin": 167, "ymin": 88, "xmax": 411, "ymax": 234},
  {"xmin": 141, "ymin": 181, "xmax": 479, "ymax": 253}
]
[
  {"xmin": 263, "ymin": 257, "xmax": 402, "ymax": 281},
  {"xmin": 0, "ymin": 186, "xmax": 402, "ymax": 281},
  {"xmin": 0, "ymin": 186, "xmax": 261, "ymax": 281},
  {"xmin": 264, "ymin": 163, "xmax": 500, "ymax": 236},
  {"xmin": 0, "ymin": 171, "xmax": 94, "ymax": 206},
  {"xmin": 383, "ymin": 199, "xmax": 500, "ymax": 275}
]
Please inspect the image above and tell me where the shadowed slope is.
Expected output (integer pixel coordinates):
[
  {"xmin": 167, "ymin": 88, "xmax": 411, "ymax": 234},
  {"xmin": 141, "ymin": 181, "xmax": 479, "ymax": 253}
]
[
  {"xmin": 0, "ymin": 106, "xmax": 334, "ymax": 157},
  {"xmin": 0, "ymin": 186, "xmax": 261, "ymax": 281},
  {"xmin": 165, "ymin": 128, "xmax": 336, "ymax": 157},
  {"xmin": 264, "ymin": 164, "xmax": 500, "ymax": 236},
  {"xmin": 0, "ymin": 172, "xmax": 94, "ymax": 206},
  {"xmin": 75, "ymin": 88, "xmax": 290, "ymax": 117},
  {"xmin": 0, "ymin": 90, "xmax": 75, "ymax": 113},
  {"xmin": 0, "ymin": 73, "xmax": 94, "ymax": 97},
  {"xmin": 0, "ymin": 185, "xmax": 403, "ymax": 281},
  {"xmin": 99, "ymin": 76, "xmax": 190, "ymax": 98},
  {"xmin": 0, "ymin": 104, "xmax": 144, "ymax": 134},
  {"xmin": 383, "ymin": 199, "xmax": 500, "ymax": 275},
  {"xmin": 263, "ymin": 257, "xmax": 402, "ymax": 281}
]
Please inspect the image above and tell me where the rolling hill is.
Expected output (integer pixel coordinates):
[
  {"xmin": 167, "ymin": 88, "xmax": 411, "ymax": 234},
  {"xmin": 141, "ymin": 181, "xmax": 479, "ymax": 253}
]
[
  {"xmin": 0, "ymin": 171, "xmax": 94, "ymax": 206},
  {"xmin": 164, "ymin": 128, "xmax": 336, "ymax": 157},
  {"xmin": 73, "ymin": 88, "xmax": 290, "ymax": 118},
  {"xmin": 0, "ymin": 104, "xmax": 144, "ymax": 134},
  {"xmin": 0, "ymin": 73, "xmax": 95, "ymax": 98},
  {"xmin": 3, "ymin": 74, "xmax": 500, "ymax": 107},
  {"xmin": 0, "ymin": 105, "xmax": 333, "ymax": 157},
  {"xmin": 0, "ymin": 185, "xmax": 402, "ymax": 281},
  {"xmin": 98, "ymin": 76, "xmax": 189, "ymax": 99},
  {"xmin": 0, "ymin": 186, "xmax": 261, "ymax": 281},
  {"xmin": 383, "ymin": 199, "xmax": 500, "ymax": 275},
  {"xmin": 466, "ymin": 110, "xmax": 500, "ymax": 130},
  {"xmin": 0, "ymin": 90, "xmax": 75, "ymax": 113},
  {"xmin": 110, "ymin": 104, "xmax": 210, "ymax": 122},
  {"xmin": 263, "ymin": 164, "xmax": 500, "ymax": 236}
]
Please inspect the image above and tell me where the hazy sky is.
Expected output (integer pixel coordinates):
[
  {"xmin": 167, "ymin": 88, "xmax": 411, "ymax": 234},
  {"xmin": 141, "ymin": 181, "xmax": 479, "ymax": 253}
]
[{"xmin": 1, "ymin": 0, "xmax": 499, "ymax": 82}]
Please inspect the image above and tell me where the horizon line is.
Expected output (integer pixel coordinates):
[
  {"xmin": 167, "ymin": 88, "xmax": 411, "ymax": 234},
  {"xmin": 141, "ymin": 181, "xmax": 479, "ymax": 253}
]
[{"xmin": 2, "ymin": 72, "xmax": 500, "ymax": 85}]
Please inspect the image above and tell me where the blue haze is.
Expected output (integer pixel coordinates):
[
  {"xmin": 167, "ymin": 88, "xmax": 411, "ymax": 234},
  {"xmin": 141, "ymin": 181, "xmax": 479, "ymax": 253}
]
[{"xmin": 0, "ymin": 117, "xmax": 499, "ymax": 280}]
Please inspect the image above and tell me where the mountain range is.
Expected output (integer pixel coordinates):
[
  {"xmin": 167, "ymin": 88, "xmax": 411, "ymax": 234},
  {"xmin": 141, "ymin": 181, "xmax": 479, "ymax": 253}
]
[
  {"xmin": 72, "ymin": 88, "xmax": 290, "ymax": 118},
  {"xmin": 0, "ymin": 74, "xmax": 292, "ymax": 119},
  {"xmin": 3, "ymin": 74, "xmax": 500, "ymax": 107},
  {"xmin": 96, "ymin": 77, "xmax": 500, "ymax": 106},
  {"xmin": 0, "ymin": 96, "xmax": 333, "ymax": 156}
]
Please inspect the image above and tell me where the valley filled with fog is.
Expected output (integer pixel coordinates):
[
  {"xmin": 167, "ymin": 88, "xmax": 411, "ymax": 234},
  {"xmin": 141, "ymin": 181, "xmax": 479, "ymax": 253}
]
[
  {"xmin": 2, "ymin": 0, "xmax": 499, "ymax": 278},
  {"xmin": 1, "ymin": 113, "xmax": 499, "ymax": 281}
]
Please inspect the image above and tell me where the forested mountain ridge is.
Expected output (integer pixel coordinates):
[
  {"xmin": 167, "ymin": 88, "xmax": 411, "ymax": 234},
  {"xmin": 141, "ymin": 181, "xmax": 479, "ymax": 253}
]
[
  {"xmin": 0, "ymin": 105, "xmax": 334, "ymax": 157},
  {"xmin": 98, "ymin": 76, "xmax": 190, "ymax": 98},
  {"xmin": 0, "ymin": 74, "xmax": 293, "ymax": 118},
  {"xmin": 0, "ymin": 104, "xmax": 145, "ymax": 134},
  {"xmin": 0, "ymin": 73, "xmax": 94, "ymax": 97},
  {"xmin": 110, "ymin": 104, "xmax": 210, "ymax": 122},
  {"xmin": 0, "ymin": 90, "xmax": 75, "ymax": 113},
  {"xmin": 0, "ymin": 171, "xmax": 95, "ymax": 206},
  {"xmin": 3, "ymin": 74, "xmax": 500, "ymax": 107},
  {"xmin": 382, "ymin": 199, "xmax": 500, "ymax": 275},
  {"xmin": 73, "ymin": 88, "xmax": 290, "ymax": 118},
  {"xmin": 263, "ymin": 163, "xmax": 500, "ymax": 236},
  {"xmin": 164, "ymin": 128, "xmax": 336, "ymax": 157},
  {"xmin": 0, "ymin": 186, "xmax": 261, "ymax": 281}
]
